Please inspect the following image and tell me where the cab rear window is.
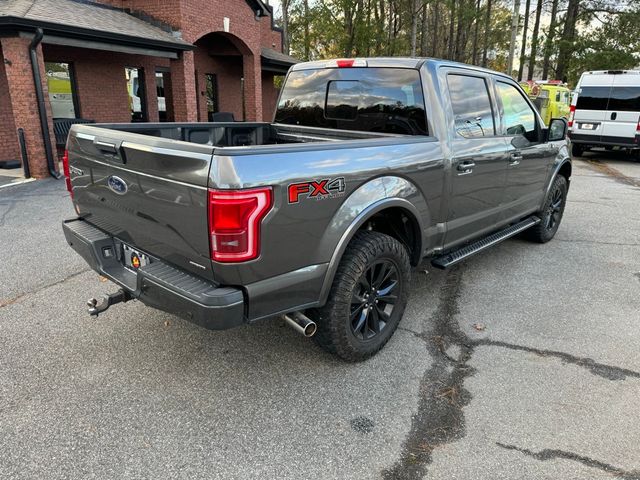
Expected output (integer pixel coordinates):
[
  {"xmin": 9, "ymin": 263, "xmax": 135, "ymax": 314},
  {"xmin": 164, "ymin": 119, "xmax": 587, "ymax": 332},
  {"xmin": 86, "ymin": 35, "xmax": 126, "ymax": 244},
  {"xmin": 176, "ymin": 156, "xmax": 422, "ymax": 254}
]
[{"xmin": 275, "ymin": 68, "xmax": 428, "ymax": 135}]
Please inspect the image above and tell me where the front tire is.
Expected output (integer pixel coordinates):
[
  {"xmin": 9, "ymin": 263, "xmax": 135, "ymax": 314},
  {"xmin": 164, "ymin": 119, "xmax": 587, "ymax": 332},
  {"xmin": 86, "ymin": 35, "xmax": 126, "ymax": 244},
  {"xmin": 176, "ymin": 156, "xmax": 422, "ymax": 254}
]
[
  {"xmin": 310, "ymin": 231, "xmax": 411, "ymax": 362},
  {"xmin": 526, "ymin": 175, "xmax": 568, "ymax": 243}
]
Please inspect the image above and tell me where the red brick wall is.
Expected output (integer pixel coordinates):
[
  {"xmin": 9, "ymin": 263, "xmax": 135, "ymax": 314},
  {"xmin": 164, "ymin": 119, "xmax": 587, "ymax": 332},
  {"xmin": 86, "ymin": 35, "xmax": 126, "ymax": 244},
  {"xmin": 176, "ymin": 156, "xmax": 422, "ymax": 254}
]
[
  {"xmin": 169, "ymin": 50, "xmax": 198, "ymax": 121},
  {"xmin": 94, "ymin": 0, "xmax": 287, "ymax": 122},
  {"xmin": 1, "ymin": 37, "xmax": 57, "ymax": 177},
  {"xmin": 97, "ymin": 0, "xmax": 280, "ymax": 51},
  {"xmin": 260, "ymin": 17, "xmax": 283, "ymax": 51},
  {"xmin": 97, "ymin": 0, "xmax": 183, "ymax": 30},
  {"xmin": 261, "ymin": 72, "xmax": 280, "ymax": 122},
  {"xmin": 194, "ymin": 44, "xmax": 244, "ymax": 121},
  {"xmin": 0, "ymin": 45, "xmax": 19, "ymax": 163},
  {"xmin": 43, "ymin": 45, "xmax": 170, "ymax": 123}
]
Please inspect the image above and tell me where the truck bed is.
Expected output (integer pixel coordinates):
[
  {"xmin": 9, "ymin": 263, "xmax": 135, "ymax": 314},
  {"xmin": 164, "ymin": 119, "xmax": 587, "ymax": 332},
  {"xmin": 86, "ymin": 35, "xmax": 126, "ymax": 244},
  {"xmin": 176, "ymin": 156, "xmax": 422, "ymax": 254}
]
[
  {"xmin": 66, "ymin": 122, "xmax": 433, "ymax": 286},
  {"xmin": 91, "ymin": 122, "xmax": 395, "ymax": 147}
]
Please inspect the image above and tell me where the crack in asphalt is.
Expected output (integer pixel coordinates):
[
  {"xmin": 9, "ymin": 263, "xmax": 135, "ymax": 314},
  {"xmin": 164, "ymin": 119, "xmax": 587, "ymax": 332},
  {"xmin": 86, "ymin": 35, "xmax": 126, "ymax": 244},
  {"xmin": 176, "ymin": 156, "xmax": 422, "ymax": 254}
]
[
  {"xmin": 475, "ymin": 339, "xmax": 640, "ymax": 381},
  {"xmin": 0, "ymin": 201, "xmax": 16, "ymax": 226},
  {"xmin": 383, "ymin": 262, "xmax": 639, "ymax": 479},
  {"xmin": 0, "ymin": 269, "xmax": 90, "ymax": 309},
  {"xmin": 496, "ymin": 443, "xmax": 640, "ymax": 479},
  {"xmin": 383, "ymin": 266, "xmax": 473, "ymax": 480}
]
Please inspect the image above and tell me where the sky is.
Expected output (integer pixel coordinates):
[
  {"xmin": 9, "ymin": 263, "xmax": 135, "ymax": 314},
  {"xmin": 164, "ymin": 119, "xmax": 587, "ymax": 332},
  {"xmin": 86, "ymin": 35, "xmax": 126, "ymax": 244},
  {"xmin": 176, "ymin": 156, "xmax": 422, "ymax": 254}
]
[{"xmin": 265, "ymin": 0, "xmax": 282, "ymax": 19}]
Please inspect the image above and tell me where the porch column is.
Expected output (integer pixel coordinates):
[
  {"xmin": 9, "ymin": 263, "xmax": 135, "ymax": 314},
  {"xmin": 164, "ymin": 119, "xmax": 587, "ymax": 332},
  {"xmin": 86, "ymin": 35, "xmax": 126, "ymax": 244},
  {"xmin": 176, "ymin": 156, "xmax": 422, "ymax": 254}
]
[
  {"xmin": 169, "ymin": 50, "xmax": 197, "ymax": 122},
  {"xmin": 141, "ymin": 58, "xmax": 159, "ymax": 122},
  {"xmin": 242, "ymin": 53, "xmax": 263, "ymax": 122},
  {"xmin": 1, "ymin": 36, "xmax": 57, "ymax": 178},
  {"xmin": 0, "ymin": 46, "xmax": 19, "ymax": 165}
]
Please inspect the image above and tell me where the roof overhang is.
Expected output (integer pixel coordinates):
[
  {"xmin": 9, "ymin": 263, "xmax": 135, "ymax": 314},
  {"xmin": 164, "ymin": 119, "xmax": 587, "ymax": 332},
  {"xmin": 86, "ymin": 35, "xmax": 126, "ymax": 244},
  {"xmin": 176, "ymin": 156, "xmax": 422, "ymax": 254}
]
[
  {"xmin": 261, "ymin": 48, "xmax": 298, "ymax": 75},
  {"xmin": 261, "ymin": 59, "xmax": 291, "ymax": 74},
  {"xmin": 0, "ymin": 16, "xmax": 194, "ymax": 58}
]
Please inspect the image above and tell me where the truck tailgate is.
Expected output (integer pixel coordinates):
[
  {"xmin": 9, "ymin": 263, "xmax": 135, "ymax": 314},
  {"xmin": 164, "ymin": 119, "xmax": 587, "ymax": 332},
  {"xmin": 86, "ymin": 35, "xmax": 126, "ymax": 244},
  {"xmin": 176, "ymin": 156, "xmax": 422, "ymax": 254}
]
[{"xmin": 67, "ymin": 125, "xmax": 216, "ymax": 281}]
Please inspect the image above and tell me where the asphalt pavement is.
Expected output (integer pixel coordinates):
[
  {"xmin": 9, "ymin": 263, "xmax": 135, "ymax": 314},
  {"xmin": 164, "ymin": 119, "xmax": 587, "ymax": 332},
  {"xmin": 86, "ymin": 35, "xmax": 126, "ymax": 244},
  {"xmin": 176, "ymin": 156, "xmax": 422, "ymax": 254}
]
[{"xmin": 0, "ymin": 153, "xmax": 639, "ymax": 479}]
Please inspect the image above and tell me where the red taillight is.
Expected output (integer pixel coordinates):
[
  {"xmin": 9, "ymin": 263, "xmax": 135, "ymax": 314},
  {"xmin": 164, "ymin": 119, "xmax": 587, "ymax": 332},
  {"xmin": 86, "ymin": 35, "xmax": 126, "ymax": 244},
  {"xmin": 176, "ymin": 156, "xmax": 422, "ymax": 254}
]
[
  {"xmin": 568, "ymin": 105, "xmax": 576, "ymax": 128},
  {"xmin": 336, "ymin": 59, "xmax": 355, "ymax": 68},
  {"xmin": 636, "ymin": 116, "xmax": 640, "ymax": 133},
  {"xmin": 62, "ymin": 149, "xmax": 73, "ymax": 198},
  {"xmin": 208, "ymin": 187, "xmax": 273, "ymax": 263}
]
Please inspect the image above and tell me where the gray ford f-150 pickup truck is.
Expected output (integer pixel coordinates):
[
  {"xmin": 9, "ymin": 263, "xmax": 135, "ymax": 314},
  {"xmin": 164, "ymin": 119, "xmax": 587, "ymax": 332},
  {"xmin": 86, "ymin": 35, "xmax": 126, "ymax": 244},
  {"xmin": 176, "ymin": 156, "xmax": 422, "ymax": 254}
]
[{"xmin": 62, "ymin": 57, "xmax": 571, "ymax": 361}]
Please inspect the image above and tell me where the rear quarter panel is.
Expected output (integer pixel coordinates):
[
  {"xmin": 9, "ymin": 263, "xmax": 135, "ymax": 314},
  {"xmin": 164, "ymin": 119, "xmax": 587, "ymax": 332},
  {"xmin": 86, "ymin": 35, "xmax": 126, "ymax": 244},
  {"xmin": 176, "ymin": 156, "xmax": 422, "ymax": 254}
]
[{"xmin": 209, "ymin": 138, "xmax": 445, "ymax": 287}]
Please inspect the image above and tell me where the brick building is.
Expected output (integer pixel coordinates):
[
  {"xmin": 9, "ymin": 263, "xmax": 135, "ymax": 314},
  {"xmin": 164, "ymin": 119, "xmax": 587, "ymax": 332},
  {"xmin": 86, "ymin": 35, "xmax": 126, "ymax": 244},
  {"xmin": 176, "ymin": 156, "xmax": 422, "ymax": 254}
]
[{"xmin": 0, "ymin": 0, "xmax": 296, "ymax": 177}]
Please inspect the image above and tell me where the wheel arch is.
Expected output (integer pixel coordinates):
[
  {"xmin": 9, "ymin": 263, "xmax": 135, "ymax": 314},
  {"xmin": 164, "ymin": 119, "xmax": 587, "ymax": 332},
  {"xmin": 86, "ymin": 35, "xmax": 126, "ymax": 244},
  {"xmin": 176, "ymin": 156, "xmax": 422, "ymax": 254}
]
[
  {"xmin": 316, "ymin": 176, "xmax": 429, "ymax": 305},
  {"xmin": 540, "ymin": 158, "xmax": 572, "ymax": 210}
]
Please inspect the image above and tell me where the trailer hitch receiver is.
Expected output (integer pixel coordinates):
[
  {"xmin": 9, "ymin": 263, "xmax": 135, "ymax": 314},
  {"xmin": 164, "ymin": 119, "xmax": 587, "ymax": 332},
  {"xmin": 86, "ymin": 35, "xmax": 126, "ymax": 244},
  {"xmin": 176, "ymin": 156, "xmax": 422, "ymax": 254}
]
[{"xmin": 87, "ymin": 288, "xmax": 131, "ymax": 317}]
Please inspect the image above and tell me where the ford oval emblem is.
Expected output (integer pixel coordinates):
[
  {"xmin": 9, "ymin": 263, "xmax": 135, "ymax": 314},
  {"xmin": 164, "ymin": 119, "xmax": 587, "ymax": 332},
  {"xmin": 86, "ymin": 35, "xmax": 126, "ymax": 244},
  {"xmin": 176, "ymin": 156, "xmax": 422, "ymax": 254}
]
[{"xmin": 107, "ymin": 175, "xmax": 128, "ymax": 195}]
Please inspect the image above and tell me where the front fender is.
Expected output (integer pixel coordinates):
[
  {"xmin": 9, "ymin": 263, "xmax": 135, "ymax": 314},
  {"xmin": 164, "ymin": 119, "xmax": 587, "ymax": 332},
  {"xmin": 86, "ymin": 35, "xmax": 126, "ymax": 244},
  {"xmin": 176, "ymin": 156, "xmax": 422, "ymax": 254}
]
[
  {"xmin": 540, "ymin": 143, "xmax": 571, "ymax": 210},
  {"xmin": 316, "ymin": 175, "xmax": 430, "ymax": 305}
]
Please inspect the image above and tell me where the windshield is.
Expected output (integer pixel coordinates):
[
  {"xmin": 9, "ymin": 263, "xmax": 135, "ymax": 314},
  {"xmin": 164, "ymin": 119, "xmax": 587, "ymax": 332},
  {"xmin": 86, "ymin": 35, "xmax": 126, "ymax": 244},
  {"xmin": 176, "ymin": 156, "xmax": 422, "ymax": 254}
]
[{"xmin": 275, "ymin": 67, "xmax": 428, "ymax": 135}]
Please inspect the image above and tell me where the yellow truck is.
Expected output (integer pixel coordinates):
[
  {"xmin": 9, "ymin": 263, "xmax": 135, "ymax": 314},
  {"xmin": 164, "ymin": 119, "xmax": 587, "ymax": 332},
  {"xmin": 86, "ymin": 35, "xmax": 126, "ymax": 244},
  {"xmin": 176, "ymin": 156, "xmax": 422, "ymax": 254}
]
[{"xmin": 520, "ymin": 80, "xmax": 571, "ymax": 126}]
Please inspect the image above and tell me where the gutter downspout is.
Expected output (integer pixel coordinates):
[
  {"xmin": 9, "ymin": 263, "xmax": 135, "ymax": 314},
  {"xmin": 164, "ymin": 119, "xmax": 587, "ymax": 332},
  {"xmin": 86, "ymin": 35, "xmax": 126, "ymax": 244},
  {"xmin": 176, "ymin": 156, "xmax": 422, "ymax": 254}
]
[{"xmin": 29, "ymin": 27, "xmax": 60, "ymax": 179}]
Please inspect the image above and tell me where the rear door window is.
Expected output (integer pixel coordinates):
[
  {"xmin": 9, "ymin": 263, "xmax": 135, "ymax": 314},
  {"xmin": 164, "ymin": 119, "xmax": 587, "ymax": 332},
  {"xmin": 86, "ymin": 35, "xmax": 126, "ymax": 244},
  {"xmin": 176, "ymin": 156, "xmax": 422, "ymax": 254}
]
[
  {"xmin": 576, "ymin": 87, "xmax": 611, "ymax": 110},
  {"xmin": 275, "ymin": 68, "xmax": 428, "ymax": 135},
  {"xmin": 447, "ymin": 74, "xmax": 496, "ymax": 138}
]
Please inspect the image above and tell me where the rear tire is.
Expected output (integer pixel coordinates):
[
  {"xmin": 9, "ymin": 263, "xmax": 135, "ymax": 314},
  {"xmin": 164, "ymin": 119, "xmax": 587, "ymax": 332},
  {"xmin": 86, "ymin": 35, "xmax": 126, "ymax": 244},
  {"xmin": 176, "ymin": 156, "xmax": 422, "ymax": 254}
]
[
  {"xmin": 310, "ymin": 231, "xmax": 411, "ymax": 362},
  {"xmin": 526, "ymin": 175, "xmax": 568, "ymax": 243},
  {"xmin": 572, "ymin": 143, "xmax": 584, "ymax": 157}
]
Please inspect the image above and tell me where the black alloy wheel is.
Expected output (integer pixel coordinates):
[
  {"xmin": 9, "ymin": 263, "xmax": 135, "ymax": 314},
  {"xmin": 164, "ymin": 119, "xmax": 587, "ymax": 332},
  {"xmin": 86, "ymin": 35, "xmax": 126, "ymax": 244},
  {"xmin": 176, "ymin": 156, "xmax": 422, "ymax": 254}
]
[
  {"xmin": 350, "ymin": 260, "xmax": 399, "ymax": 341},
  {"xmin": 545, "ymin": 186, "xmax": 564, "ymax": 231}
]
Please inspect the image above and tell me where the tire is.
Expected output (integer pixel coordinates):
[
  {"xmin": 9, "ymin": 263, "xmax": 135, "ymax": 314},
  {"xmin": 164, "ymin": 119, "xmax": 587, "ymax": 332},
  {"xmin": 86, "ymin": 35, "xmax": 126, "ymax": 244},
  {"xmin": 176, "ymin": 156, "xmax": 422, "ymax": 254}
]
[
  {"xmin": 572, "ymin": 143, "xmax": 584, "ymax": 157},
  {"xmin": 310, "ymin": 231, "xmax": 411, "ymax": 362},
  {"xmin": 526, "ymin": 175, "xmax": 568, "ymax": 243}
]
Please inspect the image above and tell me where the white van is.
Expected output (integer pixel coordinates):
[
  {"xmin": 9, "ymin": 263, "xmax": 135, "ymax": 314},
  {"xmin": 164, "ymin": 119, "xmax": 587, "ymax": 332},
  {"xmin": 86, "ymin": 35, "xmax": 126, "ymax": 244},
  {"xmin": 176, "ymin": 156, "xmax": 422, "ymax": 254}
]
[{"xmin": 568, "ymin": 70, "xmax": 640, "ymax": 157}]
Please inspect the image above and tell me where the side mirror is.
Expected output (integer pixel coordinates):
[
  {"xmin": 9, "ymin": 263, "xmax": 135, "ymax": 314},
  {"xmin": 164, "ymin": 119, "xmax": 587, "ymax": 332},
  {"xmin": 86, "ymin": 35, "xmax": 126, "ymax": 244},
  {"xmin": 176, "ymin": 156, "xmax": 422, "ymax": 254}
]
[{"xmin": 548, "ymin": 117, "xmax": 568, "ymax": 142}]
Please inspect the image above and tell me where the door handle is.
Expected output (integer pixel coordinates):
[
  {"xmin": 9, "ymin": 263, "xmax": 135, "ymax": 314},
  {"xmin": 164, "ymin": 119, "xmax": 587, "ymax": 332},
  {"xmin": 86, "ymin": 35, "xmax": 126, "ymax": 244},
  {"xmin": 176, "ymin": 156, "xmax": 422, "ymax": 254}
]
[
  {"xmin": 509, "ymin": 152, "xmax": 522, "ymax": 166},
  {"xmin": 94, "ymin": 140, "xmax": 117, "ymax": 154},
  {"xmin": 610, "ymin": 112, "xmax": 617, "ymax": 120},
  {"xmin": 456, "ymin": 161, "xmax": 475, "ymax": 175}
]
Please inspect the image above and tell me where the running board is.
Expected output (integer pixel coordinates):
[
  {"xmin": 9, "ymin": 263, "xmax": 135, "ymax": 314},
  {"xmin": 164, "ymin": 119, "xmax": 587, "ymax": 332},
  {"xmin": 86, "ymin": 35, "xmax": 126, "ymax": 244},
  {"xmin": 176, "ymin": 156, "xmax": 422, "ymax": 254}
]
[{"xmin": 431, "ymin": 216, "xmax": 541, "ymax": 269}]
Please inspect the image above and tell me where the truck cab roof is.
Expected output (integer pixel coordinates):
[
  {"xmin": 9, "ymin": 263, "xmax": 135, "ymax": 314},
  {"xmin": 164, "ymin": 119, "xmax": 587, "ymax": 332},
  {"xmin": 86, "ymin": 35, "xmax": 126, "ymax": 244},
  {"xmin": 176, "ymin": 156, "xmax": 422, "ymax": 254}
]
[{"xmin": 290, "ymin": 57, "xmax": 512, "ymax": 80}]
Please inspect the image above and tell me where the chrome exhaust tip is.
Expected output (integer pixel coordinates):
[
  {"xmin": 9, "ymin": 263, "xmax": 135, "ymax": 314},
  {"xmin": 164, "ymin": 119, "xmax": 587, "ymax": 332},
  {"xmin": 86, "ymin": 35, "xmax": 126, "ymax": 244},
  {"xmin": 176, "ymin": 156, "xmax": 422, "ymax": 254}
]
[{"xmin": 283, "ymin": 311, "xmax": 317, "ymax": 337}]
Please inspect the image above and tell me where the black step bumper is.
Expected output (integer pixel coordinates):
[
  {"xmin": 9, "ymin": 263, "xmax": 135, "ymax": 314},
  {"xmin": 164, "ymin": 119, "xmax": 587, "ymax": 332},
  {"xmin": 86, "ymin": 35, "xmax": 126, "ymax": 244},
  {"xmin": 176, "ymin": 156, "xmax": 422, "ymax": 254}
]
[{"xmin": 62, "ymin": 218, "xmax": 245, "ymax": 330}]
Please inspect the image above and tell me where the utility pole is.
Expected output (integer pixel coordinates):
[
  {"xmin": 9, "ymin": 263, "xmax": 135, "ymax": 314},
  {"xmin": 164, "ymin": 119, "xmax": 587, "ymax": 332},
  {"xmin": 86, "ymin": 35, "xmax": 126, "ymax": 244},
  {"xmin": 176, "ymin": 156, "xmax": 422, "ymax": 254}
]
[{"xmin": 507, "ymin": 0, "xmax": 520, "ymax": 77}]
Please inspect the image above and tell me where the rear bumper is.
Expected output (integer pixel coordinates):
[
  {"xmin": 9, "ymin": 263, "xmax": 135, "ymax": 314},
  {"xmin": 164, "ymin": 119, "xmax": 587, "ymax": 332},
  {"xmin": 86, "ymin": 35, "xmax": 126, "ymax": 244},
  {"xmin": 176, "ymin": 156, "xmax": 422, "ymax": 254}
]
[
  {"xmin": 569, "ymin": 132, "xmax": 640, "ymax": 148},
  {"xmin": 62, "ymin": 218, "xmax": 245, "ymax": 330}
]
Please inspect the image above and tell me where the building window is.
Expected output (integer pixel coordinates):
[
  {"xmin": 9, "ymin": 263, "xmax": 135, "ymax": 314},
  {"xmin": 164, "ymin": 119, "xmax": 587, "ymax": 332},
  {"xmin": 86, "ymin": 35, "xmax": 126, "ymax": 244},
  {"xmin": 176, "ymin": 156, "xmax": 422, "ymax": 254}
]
[
  {"xmin": 125, "ymin": 67, "xmax": 147, "ymax": 122},
  {"xmin": 155, "ymin": 71, "xmax": 167, "ymax": 122},
  {"xmin": 45, "ymin": 62, "xmax": 79, "ymax": 119},
  {"xmin": 205, "ymin": 74, "xmax": 219, "ymax": 121}
]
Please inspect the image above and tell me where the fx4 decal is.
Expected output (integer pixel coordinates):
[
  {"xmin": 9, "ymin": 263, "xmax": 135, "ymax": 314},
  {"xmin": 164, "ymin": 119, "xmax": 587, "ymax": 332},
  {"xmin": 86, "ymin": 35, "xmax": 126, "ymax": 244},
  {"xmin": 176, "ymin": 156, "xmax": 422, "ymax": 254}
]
[{"xmin": 288, "ymin": 177, "xmax": 346, "ymax": 204}]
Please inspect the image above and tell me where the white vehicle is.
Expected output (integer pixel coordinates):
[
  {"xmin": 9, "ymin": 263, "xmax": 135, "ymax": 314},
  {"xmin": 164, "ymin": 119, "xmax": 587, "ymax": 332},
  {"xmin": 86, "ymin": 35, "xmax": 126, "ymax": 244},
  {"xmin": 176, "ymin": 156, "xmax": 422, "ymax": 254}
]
[
  {"xmin": 126, "ymin": 69, "xmax": 166, "ymax": 121},
  {"xmin": 568, "ymin": 70, "xmax": 640, "ymax": 157}
]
